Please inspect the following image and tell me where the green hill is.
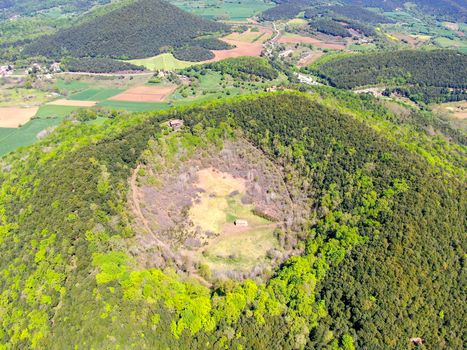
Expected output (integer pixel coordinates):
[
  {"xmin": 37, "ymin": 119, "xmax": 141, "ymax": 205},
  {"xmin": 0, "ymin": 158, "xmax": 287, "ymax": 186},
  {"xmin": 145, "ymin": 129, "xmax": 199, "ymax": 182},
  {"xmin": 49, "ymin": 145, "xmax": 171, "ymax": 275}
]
[
  {"xmin": 0, "ymin": 91, "xmax": 464, "ymax": 349},
  {"xmin": 312, "ymin": 50, "xmax": 467, "ymax": 103},
  {"xmin": 23, "ymin": 0, "xmax": 228, "ymax": 60}
]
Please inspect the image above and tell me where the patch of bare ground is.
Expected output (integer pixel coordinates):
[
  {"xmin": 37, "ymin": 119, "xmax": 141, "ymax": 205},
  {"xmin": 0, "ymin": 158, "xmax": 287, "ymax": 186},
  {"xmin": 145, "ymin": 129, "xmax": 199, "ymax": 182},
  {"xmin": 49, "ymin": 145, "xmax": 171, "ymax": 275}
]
[{"xmin": 128, "ymin": 134, "xmax": 309, "ymax": 282}]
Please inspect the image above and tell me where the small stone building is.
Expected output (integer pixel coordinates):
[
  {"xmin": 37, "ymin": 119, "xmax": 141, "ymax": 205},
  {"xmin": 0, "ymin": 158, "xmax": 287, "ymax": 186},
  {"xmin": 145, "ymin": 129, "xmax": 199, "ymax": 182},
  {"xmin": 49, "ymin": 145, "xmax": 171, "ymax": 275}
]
[
  {"xmin": 169, "ymin": 119, "xmax": 184, "ymax": 131},
  {"xmin": 234, "ymin": 219, "xmax": 248, "ymax": 227}
]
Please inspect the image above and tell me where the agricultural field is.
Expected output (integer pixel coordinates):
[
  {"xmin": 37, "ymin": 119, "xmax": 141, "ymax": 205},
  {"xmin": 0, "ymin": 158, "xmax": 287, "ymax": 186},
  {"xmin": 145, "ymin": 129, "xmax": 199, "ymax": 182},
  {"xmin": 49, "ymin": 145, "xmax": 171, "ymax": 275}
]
[
  {"xmin": 0, "ymin": 118, "xmax": 60, "ymax": 156},
  {"xmin": 96, "ymin": 100, "xmax": 171, "ymax": 112},
  {"xmin": 68, "ymin": 88, "xmax": 124, "ymax": 101},
  {"xmin": 109, "ymin": 85, "xmax": 177, "ymax": 102},
  {"xmin": 168, "ymin": 0, "xmax": 274, "ymax": 21},
  {"xmin": 0, "ymin": 107, "xmax": 39, "ymax": 128}
]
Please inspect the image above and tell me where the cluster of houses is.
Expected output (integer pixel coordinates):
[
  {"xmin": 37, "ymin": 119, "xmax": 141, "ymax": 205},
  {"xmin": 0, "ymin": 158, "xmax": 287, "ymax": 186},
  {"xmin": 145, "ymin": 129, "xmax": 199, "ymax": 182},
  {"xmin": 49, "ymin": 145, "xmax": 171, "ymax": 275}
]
[{"xmin": 26, "ymin": 62, "xmax": 61, "ymax": 75}]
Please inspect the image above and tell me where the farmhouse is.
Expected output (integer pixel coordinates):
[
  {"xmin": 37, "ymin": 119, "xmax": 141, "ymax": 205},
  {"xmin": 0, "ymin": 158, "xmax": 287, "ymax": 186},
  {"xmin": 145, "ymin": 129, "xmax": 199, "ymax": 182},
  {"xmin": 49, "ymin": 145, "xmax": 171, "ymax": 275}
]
[
  {"xmin": 169, "ymin": 119, "xmax": 184, "ymax": 130},
  {"xmin": 234, "ymin": 219, "xmax": 248, "ymax": 227}
]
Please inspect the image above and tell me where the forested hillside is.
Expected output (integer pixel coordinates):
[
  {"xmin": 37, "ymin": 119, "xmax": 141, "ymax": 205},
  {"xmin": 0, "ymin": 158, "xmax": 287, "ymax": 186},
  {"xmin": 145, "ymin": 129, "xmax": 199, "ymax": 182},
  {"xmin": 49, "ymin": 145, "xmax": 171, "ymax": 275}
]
[
  {"xmin": 0, "ymin": 0, "xmax": 111, "ymax": 19},
  {"xmin": 0, "ymin": 91, "xmax": 464, "ymax": 349},
  {"xmin": 22, "ymin": 0, "xmax": 228, "ymax": 60},
  {"xmin": 343, "ymin": 0, "xmax": 467, "ymax": 20},
  {"xmin": 313, "ymin": 50, "xmax": 467, "ymax": 103}
]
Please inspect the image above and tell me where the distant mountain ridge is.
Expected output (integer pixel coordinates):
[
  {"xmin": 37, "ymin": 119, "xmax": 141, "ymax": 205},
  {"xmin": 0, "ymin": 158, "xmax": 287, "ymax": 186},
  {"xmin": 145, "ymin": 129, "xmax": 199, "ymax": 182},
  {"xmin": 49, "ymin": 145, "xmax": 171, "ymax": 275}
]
[{"xmin": 23, "ymin": 0, "xmax": 228, "ymax": 60}]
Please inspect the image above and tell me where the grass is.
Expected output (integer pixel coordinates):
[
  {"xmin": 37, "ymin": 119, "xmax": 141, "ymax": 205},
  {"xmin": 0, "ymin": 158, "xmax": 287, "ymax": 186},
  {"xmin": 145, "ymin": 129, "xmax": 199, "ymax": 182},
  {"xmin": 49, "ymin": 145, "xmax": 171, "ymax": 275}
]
[
  {"xmin": 433, "ymin": 37, "xmax": 467, "ymax": 51},
  {"xmin": 0, "ymin": 118, "xmax": 61, "ymax": 156},
  {"xmin": 126, "ymin": 53, "xmax": 195, "ymax": 71},
  {"xmin": 287, "ymin": 18, "xmax": 308, "ymax": 26},
  {"xmin": 55, "ymin": 79, "xmax": 90, "ymax": 94},
  {"xmin": 96, "ymin": 100, "xmax": 171, "ymax": 112},
  {"xmin": 0, "ymin": 88, "xmax": 51, "ymax": 107},
  {"xmin": 188, "ymin": 167, "xmax": 275, "ymax": 271},
  {"xmin": 68, "ymin": 88, "xmax": 124, "ymax": 101},
  {"xmin": 201, "ymin": 226, "xmax": 277, "ymax": 271},
  {"xmin": 34, "ymin": 105, "xmax": 80, "ymax": 119}
]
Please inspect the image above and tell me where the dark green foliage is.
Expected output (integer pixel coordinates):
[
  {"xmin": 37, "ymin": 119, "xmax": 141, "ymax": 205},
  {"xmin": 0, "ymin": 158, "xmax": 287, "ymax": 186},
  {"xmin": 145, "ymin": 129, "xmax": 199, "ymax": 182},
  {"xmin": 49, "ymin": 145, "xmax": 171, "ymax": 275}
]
[
  {"xmin": 309, "ymin": 18, "xmax": 351, "ymax": 37},
  {"xmin": 195, "ymin": 38, "xmax": 233, "ymax": 50},
  {"xmin": 173, "ymin": 46, "xmax": 214, "ymax": 62},
  {"xmin": 326, "ymin": 5, "xmax": 392, "ymax": 24},
  {"xmin": 315, "ymin": 50, "xmax": 467, "ymax": 103},
  {"xmin": 206, "ymin": 57, "xmax": 279, "ymax": 80},
  {"xmin": 342, "ymin": 0, "xmax": 466, "ymax": 21},
  {"xmin": 64, "ymin": 57, "xmax": 144, "ymax": 73},
  {"xmin": 0, "ymin": 0, "xmax": 110, "ymax": 19},
  {"xmin": 22, "ymin": 0, "xmax": 228, "ymax": 59},
  {"xmin": 260, "ymin": 2, "xmax": 304, "ymax": 20}
]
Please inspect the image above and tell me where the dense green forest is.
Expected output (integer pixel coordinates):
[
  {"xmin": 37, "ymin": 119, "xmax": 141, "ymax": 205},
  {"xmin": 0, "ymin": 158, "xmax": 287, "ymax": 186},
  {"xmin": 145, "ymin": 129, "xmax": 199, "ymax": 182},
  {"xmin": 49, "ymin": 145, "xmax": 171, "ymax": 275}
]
[
  {"xmin": 63, "ymin": 57, "xmax": 144, "ymax": 73},
  {"xmin": 309, "ymin": 18, "xmax": 351, "ymax": 37},
  {"xmin": 0, "ymin": 90, "xmax": 464, "ymax": 349},
  {"xmin": 312, "ymin": 50, "xmax": 467, "ymax": 103},
  {"xmin": 342, "ymin": 0, "xmax": 467, "ymax": 21},
  {"xmin": 22, "ymin": 0, "xmax": 228, "ymax": 60},
  {"xmin": 0, "ymin": 0, "xmax": 110, "ymax": 19},
  {"xmin": 204, "ymin": 57, "xmax": 279, "ymax": 80},
  {"xmin": 173, "ymin": 46, "xmax": 214, "ymax": 62}
]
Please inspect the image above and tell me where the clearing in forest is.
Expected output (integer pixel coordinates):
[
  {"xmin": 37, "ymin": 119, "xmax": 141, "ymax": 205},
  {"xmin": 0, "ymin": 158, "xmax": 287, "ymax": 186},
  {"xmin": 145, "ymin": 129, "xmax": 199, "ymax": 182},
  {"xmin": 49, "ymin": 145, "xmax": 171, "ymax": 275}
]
[
  {"xmin": 109, "ymin": 85, "xmax": 177, "ymax": 102},
  {"xmin": 130, "ymin": 134, "xmax": 308, "ymax": 280},
  {"xmin": 0, "ymin": 107, "xmax": 39, "ymax": 128},
  {"xmin": 224, "ymin": 28, "xmax": 272, "ymax": 43}
]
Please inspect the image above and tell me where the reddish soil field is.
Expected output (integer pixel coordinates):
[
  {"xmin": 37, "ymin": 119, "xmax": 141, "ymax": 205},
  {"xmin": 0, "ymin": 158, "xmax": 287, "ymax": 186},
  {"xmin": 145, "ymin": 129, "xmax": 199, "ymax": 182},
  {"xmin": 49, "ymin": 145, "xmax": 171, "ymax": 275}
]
[
  {"xmin": 207, "ymin": 39, "xmax": 264, "ymax": 62},
  {"xmin": 109, "ymin": 85, "xmax": 177, "ymax": 102},
  {"xmin": 278, "ymin": 34, "xmax": 346, "ymax": 50}
]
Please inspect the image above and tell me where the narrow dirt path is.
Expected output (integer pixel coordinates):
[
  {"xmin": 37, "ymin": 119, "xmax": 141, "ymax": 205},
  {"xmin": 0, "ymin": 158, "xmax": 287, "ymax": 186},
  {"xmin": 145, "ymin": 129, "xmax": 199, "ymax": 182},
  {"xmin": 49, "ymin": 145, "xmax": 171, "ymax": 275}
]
[{"xmin": 129, "ymin": 165, "xmax": 173, "ymax": 254}]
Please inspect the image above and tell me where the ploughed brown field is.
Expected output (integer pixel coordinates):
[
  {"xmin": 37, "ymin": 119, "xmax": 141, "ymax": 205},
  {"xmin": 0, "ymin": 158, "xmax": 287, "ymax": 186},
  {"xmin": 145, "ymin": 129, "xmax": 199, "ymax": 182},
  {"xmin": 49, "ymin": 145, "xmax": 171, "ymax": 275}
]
[
  {"xmin": 0, "ymin": 107, "xmax": 39, "ymax": 128},
  {"xmin": 109, "ymin": 85, "xmax": 177, "ymax": 102},
  {"xmin": 210, "ymin": 39, "xmax": 264, "ymax": 61}
]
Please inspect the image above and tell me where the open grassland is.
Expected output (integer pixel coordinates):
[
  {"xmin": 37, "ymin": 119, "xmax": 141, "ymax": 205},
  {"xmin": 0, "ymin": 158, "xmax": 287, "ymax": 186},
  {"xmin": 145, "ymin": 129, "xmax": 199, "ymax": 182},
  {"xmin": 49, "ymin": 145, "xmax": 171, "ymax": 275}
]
[
  {"xmin": 224, "ymin": 27, "xmax": 272, "ymax": 43},
  {"xmin": 168, "ymin": 0, "xmax": 273, "ymax": 21},
  {"xmin": 287, "ymin": 18, "xmax": 308, "ymax": 27},
  {"xmin": 433, "ymin": 101, "xmax": 467, "ymax": 120},
  {"xmin": 200, "ymin": 226, "xmax": 276, "ymax": 272},
  {"xmin": 189, "ymin": 167, "xmax": 276, "ymax": 272},
  {"xmin": 55, "ymin": 79, "xmax": 91, "ymax": 94},
  {"xmin": 0, "ymin": 107, "xmax": 39, "ymax": 128},
  {"xmin": 0, "ymin": 88, "xmax": 52, "ymax": 107},
  {"xmin": 433, "ymin": 37, "xmax": 467, "ymax": 52},
  {"xmin": 127, "ymin": 53, "xmax": 194, "ymax": 71}
]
